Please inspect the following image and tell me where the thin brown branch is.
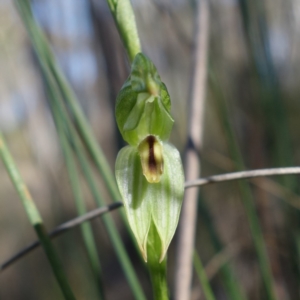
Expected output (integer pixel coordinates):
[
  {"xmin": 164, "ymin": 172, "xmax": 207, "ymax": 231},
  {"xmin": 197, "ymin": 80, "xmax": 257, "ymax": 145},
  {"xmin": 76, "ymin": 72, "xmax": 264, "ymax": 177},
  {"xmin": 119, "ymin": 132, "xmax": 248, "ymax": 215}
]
[
  {"xmin": 1, "ymin": 202, "xmax": 122, "ymax": 271},
  {"xmin": 3, "ymin": 166, "xmax": 300, "ymax": 271},
  {"xmin": 185, "ymin": 167, "xmax": 300, "ymax": 188}
]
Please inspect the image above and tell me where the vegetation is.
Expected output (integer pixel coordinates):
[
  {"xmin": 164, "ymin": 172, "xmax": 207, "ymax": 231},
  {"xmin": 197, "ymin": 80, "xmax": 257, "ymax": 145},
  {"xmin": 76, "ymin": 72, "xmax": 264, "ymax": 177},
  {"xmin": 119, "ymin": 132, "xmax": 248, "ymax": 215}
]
[{"xmin": 1, "ymin": 0, "xmax": 300, "ymax": 299}]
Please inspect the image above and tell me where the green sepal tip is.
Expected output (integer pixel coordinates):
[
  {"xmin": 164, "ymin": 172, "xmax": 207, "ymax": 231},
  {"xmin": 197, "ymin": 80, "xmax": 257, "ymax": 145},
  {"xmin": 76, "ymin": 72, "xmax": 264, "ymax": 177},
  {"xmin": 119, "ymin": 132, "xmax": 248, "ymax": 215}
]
[
  {"xmin": 115, "ymin": 53, "xmax": 174, "ymax": 146},
  {"xmin": 115, "ymin": 141, "xmax": 184, "ymax": 262}
]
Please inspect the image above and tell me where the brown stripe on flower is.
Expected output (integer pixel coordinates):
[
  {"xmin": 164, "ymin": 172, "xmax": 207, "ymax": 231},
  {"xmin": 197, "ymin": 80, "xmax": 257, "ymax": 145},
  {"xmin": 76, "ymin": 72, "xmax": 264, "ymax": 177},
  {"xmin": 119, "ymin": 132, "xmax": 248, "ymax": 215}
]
[
  {"xmin": 138, "ymin": 135, "xmax": 164, "ymax": 183},
  {"xmin": 147, "ymin": 135, "xmax": 157, "ymax": 172}
]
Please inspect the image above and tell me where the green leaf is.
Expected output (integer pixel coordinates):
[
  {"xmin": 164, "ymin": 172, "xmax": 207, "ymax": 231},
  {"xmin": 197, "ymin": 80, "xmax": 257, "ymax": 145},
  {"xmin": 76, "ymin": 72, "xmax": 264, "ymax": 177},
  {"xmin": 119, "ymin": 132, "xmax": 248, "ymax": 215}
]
[
  {"xmin": 115, "ymin": 53, "xmax": 174, "ymax": 146},
  {"xmin": 115, "ymin": 141, "xmax": 184, "ymax": 262}
]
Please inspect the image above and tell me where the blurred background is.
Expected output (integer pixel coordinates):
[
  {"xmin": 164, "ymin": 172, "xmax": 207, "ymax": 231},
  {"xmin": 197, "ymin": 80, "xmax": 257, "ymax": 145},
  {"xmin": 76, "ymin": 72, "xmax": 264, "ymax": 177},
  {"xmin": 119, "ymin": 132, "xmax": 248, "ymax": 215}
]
[{"xmin": 1, "ymin": 0, "xmax": 300, "ymax": 299}]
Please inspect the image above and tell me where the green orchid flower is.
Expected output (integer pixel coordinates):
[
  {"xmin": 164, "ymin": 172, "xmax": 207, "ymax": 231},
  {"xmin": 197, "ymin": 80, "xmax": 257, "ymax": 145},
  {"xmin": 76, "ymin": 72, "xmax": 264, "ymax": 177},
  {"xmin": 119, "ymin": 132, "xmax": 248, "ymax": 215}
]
[{"xmin": 115, "ymin": 53, "xmax": 184, "ymax": 263}]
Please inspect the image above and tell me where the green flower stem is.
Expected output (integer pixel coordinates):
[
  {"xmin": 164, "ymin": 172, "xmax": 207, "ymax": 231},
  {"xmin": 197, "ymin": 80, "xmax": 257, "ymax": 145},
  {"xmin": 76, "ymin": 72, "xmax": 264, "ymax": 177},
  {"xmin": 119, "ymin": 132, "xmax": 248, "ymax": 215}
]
[
  {"xmin": 50, "ymin": 97, "xmax": 146, "ymax": 300},
  {"xmin": 105, "ymin": 0, "xmax": 141, "ymax": 62},
  {"xmin": 52, "ymin": 103, "xmax": 104, "ymax": 300},
  {"xmin": 193, "ymin": 251, "xmax": 216, "ymax": 300},
  {"xmin": 148, "ymin": 260, "xmax": 168, "ymax": 300},
  {"xmin": 0, "ymin": 133, "xmax": 76, "ymax": 300},
  {"xmin": 147, "ymin": 222, "xmax": 169, "ymax": 300}
]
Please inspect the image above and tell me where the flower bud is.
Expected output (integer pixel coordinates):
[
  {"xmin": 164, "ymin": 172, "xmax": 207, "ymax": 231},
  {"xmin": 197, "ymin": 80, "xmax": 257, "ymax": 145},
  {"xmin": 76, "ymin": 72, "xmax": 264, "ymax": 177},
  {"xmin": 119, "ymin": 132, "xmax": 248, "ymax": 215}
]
[{"xmin": 115, "ymin": 53, "xmax": 174, "ymax": 146}]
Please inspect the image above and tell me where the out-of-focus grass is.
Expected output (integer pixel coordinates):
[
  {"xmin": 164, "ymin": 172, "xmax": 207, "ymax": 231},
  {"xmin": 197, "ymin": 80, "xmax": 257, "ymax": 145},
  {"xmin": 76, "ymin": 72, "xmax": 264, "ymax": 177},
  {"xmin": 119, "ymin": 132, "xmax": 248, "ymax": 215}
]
[
  {"xmin": 210, "ymin": 70, "xmax": 277, "ymax": 300},
  {"xmin": 13, "ymin": 0, "xmax": 146, "ymax": 299}
]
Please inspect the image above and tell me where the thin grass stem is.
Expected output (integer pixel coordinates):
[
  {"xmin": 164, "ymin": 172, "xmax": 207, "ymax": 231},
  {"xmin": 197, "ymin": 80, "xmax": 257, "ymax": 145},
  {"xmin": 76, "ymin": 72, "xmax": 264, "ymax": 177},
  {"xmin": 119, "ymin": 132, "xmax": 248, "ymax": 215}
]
[
  {"xmin": 197, "ymin": 196, "xmax": 246, "ymax": 300},
  {"xmin": 211, "ymin": 72, "xmax": 277, "ymax": 300},
  {"xmin": 53, "ymin": 103, "xmax": 104, "ymax": 300},
  {"xmin": 50, "ymin": 91, "xmax": 146, "ymax": 300},
  {"xmin": 14, "ymin": 2, "xmax": 146, "ymax": 298},
  {"xmin": 193, "ymin": 251, "xmax": 216, "ymax": 300},
  {"xmin": 1, "ymin": 203, "xmax": 122, "ymax": 271},
  {"xmin": 0, "ymin": 133, "xmax": 76, "ymax": 300}
]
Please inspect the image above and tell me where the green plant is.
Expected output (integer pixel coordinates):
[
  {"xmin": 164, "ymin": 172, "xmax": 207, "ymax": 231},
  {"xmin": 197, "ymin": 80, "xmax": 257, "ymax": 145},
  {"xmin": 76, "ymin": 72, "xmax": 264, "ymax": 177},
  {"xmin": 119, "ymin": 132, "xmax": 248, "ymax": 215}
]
[{"xmin": 2, "ymin": 0, "xmax": 300, "ymax": 300}]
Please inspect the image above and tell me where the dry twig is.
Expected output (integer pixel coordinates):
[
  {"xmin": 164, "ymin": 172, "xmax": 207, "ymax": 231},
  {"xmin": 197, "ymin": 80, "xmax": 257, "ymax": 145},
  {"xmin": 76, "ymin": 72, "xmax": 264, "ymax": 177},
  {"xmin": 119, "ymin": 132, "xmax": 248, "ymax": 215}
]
[{"xmin": 174, "ymin": 1, "xmax": 210, "ymax": 299}]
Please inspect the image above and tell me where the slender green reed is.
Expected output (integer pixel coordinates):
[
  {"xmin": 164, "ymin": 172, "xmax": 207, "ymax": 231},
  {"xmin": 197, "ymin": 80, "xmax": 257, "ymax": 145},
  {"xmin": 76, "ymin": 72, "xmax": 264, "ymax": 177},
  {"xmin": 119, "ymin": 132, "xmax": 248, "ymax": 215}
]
[
  {"xmin": 210, "ymin": 71, "xmax": 277, "ymax": 300},
  {"xmin": 15, "ymin": 0, "xmax": 121, "ymax": 204},
  {"xmin": 193, "ymin": 251, "xmax": 216, "ymax": 300},
  {"xmin": 50, "ymin": 92, "xmax": 146, "ymax": 300},
  {"xmin": 14, "ymin": 1, "xmax": 146, "ymax": 298},
  {"xmin": 197, "ymin": 196, "xmax": 246, "ymax": 300},
  {"xmin": 0, "ymin": 133, "xmax": 76, "ymax": 300},
  {"xmin": 239, "ymin": 0, "xmax": 300, "ymax": 289},
  {"xmin": 52, "ymin": 103, "xmax": 104, "ymax": 300}
]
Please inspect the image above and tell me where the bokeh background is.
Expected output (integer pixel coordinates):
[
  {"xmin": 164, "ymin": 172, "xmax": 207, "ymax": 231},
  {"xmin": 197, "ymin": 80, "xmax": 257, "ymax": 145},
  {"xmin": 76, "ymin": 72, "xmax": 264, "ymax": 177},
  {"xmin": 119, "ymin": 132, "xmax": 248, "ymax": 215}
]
[{"xmin": 1, "ymin": 0, "xmax": 300, "ymax": 299}]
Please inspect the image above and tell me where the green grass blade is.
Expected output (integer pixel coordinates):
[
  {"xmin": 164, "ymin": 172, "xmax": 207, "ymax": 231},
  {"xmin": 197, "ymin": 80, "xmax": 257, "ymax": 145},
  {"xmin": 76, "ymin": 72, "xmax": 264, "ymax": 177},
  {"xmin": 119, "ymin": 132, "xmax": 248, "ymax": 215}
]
[
  {"xmin": 210, "ymin": 72, "xmax": 277, "ymax": 300},
  {"xmin": 52, "ymin": 102, "xmax": 105, "ymax": 300},
  {"xmin": 197, "ymin": 196, "xmax": 246, "ymax": 300},
  {"xmin": 0, "ymin": 133, "xmax": 76, "ymax": 300},
  {"xmin": 193, "ymin": 251, "xmax": 216, "ymax": 300},
  {"xmin": 15, "ymin": 0, "xmax": 120, "ymax": 204},
  {"xmin": 51, "ymin": 98, "xmax": 146, "ymax": 300},
  {"xmin": 14, "ymin": 1, "xmax": 146, "ymax": 298}
]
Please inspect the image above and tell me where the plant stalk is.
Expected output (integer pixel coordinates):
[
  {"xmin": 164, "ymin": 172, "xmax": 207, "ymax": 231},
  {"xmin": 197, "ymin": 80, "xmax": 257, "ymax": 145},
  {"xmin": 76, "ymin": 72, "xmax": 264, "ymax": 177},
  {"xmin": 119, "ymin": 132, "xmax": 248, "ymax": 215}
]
[
  {"xmin": 105, "ymin": 0, "xmax": 141, "ymax": 62},
  {"xmin": 147, "ymin": 222, "xmax": 169, "ymax": 300}
]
